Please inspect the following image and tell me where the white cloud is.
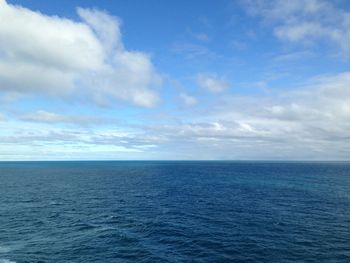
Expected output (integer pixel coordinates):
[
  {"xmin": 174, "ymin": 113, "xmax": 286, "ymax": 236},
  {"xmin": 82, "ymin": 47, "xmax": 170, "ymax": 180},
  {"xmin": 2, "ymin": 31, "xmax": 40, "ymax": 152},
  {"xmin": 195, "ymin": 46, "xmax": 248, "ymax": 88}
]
[
  {"xmin": 243, "ymin": 0, "xmax": 350, "ymax": 57},
  {"xmin": 196, "ymin": 73, "xmax": 230, "ymax": 93},
  {"xmin": 0, "ymin": 0, "xmax": 161, "ymax": 107},
  {"xmin": 77, "ymin": 7, "xmax": 122, "ymax": 52},
  {"xmin": 180, "ymin": 92, "xmax": 197, "ymax": 106}
]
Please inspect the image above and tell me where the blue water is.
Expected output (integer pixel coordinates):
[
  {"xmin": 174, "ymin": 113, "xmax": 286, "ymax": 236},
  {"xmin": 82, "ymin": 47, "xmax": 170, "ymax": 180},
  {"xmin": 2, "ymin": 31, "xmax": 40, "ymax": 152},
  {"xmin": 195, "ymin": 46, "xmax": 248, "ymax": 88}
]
[{"xmin": 0, "ymin": 161, "xmax": 350, "ymax": 262}]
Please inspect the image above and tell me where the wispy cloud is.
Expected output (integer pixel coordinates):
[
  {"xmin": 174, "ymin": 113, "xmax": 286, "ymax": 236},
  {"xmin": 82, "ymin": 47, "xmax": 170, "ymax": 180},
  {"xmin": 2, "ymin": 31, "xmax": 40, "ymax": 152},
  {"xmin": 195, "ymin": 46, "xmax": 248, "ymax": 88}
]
[
  {"xmin": 242, "ymin": 0, "xmax": 350, "ymax": 58},
  {"xmin": 194, "ymin": 33, "xmax": 210, "ymax": 42},
  {"xmin": 231, "ymin": 40, "xmax": 247, "ymax": 51},
  {"xmin": 272, "ymin": 50, "xmax": 314, "ymax": 62},
  {"xmin": 196, "ymin": 73, "xmax": 230, "ymax": 93},
  {"xmin": 180, "ymin": 92, "xmax": 198, "ymax": 106},
  {"xmin": 18, "ymin": 110, "xmax": 108, "ymax": 125},
  {"xmin": 172, "ymin": 42, "xmax": 218, "ymax": 60}
]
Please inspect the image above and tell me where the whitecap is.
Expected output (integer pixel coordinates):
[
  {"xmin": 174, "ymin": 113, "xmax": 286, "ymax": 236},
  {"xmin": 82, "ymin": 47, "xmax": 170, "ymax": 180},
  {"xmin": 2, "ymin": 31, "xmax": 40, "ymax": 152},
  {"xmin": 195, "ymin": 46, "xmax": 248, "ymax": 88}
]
[
  {"xmin": 0, "ymin": 259, "xmax": 16, "ymax": 263},
  {"xmin": 49, "ymin": 201, "xmax": 62, "ymax": 206}
]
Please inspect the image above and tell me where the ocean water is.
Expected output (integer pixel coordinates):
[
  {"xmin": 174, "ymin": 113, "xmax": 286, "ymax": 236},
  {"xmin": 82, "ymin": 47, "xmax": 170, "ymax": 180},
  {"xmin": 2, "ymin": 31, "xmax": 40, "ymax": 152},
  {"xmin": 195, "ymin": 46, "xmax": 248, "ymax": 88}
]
[{"xmin": 0, "ymin": 161, "xmax": 349, "ymax": 262}]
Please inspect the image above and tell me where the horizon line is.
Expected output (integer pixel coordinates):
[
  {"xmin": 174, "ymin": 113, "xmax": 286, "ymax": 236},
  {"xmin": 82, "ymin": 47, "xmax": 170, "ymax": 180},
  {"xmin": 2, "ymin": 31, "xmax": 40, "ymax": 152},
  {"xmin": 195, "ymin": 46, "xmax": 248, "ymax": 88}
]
[{"xmin": 1, "ymin": 159, "xmax": 349, "ymax": 162}]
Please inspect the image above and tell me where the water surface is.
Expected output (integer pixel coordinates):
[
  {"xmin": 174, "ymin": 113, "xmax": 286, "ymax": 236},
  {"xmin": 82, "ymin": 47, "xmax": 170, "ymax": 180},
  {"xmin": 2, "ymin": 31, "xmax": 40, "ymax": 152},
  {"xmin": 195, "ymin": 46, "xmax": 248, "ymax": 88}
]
[{"xmin": 0, "ymin": 161, "xmax": 349, "ymax": 262}]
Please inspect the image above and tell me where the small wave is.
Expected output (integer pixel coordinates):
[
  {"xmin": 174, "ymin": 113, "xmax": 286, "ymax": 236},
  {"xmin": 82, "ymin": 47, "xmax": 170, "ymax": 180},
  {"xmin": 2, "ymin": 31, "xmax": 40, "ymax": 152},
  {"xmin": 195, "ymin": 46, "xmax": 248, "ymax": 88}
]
[
  {"xmin": 49, "ymin": 201, "xmax": 63, "ymax": 206},
  {"xmin": 73, "ymin": 222, "xmax": 97, "ymax": 231},
  {"xmin": 0, "ymin": 246, "xmax": 11, "ymax": 253}
]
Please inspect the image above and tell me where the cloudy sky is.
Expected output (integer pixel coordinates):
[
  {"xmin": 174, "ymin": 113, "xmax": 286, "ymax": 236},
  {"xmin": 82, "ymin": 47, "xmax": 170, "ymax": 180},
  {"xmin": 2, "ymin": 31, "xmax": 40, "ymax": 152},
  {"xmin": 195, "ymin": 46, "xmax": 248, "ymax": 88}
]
[{"xmin": 0, "ymin": 0, "xmax": 350, "ymax": 160}]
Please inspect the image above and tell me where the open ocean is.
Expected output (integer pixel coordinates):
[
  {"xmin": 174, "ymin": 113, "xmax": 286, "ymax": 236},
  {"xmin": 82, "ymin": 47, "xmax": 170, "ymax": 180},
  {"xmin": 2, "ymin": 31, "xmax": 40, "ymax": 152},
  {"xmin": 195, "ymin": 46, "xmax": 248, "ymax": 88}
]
[{"xmin": 0, "ymin": 161, "xmax": 349, "ymax": 262}]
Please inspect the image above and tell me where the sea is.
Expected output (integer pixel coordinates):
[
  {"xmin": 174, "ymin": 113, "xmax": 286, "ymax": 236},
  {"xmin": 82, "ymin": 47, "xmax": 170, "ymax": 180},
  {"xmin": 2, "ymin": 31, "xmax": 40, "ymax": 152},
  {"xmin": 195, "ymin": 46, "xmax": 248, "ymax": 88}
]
[{"xmin": 0, "ymin": 161, "xmax": 349, "ymax": 262}]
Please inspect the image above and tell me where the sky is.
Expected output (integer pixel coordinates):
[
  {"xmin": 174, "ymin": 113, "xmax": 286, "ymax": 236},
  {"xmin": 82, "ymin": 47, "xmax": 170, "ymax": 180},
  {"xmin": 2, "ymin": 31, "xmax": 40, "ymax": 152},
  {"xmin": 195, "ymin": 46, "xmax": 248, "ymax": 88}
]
[{"xmin": 0, "ymin": 0, "xmax": 350, "ymax": 160}]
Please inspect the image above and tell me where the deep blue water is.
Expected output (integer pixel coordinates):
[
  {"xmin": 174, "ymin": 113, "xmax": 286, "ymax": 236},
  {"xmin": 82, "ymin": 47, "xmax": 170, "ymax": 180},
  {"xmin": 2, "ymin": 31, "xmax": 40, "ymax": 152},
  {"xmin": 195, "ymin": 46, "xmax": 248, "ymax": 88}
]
[{"xmin": 0, "ymin": 161, "xmax": 350, "ymax": 262}]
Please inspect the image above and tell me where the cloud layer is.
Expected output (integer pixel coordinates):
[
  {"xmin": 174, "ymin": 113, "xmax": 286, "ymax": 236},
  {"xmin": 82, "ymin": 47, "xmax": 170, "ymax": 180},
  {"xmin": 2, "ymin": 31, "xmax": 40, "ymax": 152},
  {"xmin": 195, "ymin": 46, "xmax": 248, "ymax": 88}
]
[{"xmin": 2, "ymin": 70, "xmax": 349, "ymax": 160}]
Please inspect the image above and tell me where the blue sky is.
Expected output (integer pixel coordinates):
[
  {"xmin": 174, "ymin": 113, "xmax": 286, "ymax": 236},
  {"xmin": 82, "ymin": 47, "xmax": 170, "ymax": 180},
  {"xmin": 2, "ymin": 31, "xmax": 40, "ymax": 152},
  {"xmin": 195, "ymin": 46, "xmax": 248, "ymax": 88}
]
[{"xmin": 1, "ymin": 0, "xmax": 350, "ymax": 160}]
